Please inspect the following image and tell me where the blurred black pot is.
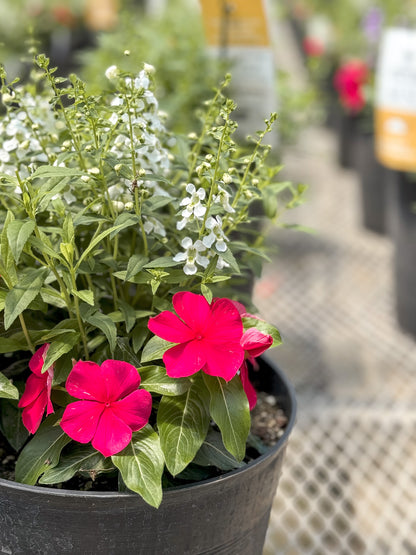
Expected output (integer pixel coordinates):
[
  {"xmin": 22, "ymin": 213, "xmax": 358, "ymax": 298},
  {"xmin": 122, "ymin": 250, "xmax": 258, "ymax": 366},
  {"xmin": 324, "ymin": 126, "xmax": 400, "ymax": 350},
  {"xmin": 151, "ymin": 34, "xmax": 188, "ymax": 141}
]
[
  {"xmin": 355, "ymin": 132, "xmax": 390, "ymax": 234},
  {"xmin": 336, "ymin": 110, "xmax": 362, "ymax": 169},
  {"xmin": 386, "ymin": 171, "xmax": 416, "ymax": 337},
  {"xmin": 0, "ymin": 356, "xmax": 296, "ymax": 555}
]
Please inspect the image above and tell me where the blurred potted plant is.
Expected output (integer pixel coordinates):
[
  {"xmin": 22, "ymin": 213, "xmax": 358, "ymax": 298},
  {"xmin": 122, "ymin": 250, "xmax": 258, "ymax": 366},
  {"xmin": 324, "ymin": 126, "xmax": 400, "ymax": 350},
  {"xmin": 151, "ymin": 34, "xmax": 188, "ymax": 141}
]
[{"xmin": 0, "ymin": 55, "xmax": 303, "ymax": 553}]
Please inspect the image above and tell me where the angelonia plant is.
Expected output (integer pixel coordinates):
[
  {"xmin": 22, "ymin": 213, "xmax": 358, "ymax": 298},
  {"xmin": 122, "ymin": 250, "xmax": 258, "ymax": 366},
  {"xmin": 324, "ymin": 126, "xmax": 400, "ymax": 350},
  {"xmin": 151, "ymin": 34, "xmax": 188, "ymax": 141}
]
[{"xmin": 0, "ymin": 54, "xmax": 305, "ymax": 507}]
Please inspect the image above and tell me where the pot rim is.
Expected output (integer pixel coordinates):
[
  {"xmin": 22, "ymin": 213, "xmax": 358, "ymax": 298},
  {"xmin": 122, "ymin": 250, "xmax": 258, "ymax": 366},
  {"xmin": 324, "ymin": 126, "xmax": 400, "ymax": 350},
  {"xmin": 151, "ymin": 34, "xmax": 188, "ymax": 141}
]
[{"xmin": 0, "ymin": 357, "xmax": 296, "ymax": 499}]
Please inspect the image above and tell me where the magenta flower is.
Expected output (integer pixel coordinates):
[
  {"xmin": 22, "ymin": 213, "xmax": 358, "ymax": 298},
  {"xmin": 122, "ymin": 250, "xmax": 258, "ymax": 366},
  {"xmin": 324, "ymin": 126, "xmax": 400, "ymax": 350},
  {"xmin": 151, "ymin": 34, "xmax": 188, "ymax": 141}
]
[
  {"xmin": 19, "ymin": 344, "xmax": 54, "ymax": 434},
  {"xmin": 60, "ymin": 359, "xmax": 152, "ymax": 457},
  {"xmin": 148, "ymin": 292, "xmax": 245, "ymax": 381},
  {"xmin": 240, "ymin": 328, "xmax": 273, "ymax": 411}
]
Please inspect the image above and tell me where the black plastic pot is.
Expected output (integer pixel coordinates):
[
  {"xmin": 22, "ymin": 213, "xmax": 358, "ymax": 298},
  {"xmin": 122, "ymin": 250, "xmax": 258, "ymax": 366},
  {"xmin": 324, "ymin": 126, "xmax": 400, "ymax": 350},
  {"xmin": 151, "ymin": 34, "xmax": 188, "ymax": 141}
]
[
  {"xmin": 337, "ymin": 110, "xmax": 361, "ymax": 169},
  {"xmin": 355, "ymin": 132, "xmax": 390, "ymax": 234},
  {"xmin": 386, "ymin": 171, "xmax": 416, "ymax": 337},
  {"xmin": 0, "ymin": 357, "xmax": 296, "ymax": 555}
]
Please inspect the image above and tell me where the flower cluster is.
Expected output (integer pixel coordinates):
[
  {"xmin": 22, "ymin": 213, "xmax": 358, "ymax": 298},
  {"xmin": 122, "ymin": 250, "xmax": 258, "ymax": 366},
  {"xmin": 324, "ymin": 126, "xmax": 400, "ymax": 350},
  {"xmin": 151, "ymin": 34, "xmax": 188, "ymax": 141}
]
[
  {"xmin": 0, "ymin": 55, "xmax": 304, "ymax": 507},
  {"xmin": 334, "ymin": 59, "xmax": 369, "ymax": 113}
]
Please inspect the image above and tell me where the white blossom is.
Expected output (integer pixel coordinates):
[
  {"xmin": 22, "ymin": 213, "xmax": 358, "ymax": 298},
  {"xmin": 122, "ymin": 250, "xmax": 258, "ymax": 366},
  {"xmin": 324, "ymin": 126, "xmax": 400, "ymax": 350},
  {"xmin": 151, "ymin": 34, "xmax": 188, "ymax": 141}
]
[
  {"xmin": 105, "ymin": 65, "xmax": 119, "ymax": 80},
  {"xmin": 202, "ymin": 216, "xmax": 228, "ymax": 253},
  {"xmin": 213, "ymin": 185, "xmax": 235, "ymax": 213},
  {"xmin": 173, "ymin": 237, "xmax": 209, "ymax": 275}
]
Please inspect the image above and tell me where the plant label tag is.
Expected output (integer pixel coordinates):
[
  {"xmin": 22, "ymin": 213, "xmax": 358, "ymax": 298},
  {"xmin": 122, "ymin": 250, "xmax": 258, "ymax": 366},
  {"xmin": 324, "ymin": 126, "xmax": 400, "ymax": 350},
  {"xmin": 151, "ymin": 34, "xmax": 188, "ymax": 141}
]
[
  {"xmin": 375, "ymin": 27, "xmax": 416, "ymax": 170},
  {"xmin": 199, "ymin": 0, "xmax": 278, "ymax": 147}
]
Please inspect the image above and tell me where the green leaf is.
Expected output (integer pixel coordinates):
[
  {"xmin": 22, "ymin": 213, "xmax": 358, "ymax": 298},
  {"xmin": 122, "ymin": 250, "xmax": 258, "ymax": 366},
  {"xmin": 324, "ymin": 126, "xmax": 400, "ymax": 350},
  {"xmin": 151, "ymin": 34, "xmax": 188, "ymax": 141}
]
[
  {"xmin": 110, "ymin": 213, "xmax": 140, "ymax": 239},
  {"xmin": 203, "ymin": 374, "xmax": 250, "ymax": 461},
  {"xmin": 31, "ymin": 165, "xmax": 85, "ymax": 179},
  {"xmin": 0, "ymin": 211, "xmax": 17, "ymax": 283},
  {"xmin": 7, "ymin": 219, "xmax": 35, "ymax": 264},
  {"xmin": 40, "ymin": 287, "xmax": 67, "ymax": 309},
  {"xmin": 125, "ymin": 254, "xmax": 149, "ymax": 282},
  {"xmin": 139, "ymin": 366, "xmax": 191, "ymax": 396},
  {"xmin": 0, "ymin": 372, "xmax": 19, "ymax": 400},
  {"xmin": 39, "ymin": 444, "xmax": 113, "ymax": 485},
  {"xmin": 75, "ymin": 223, "xmax": 129, "ymax": 271},
  {"xmin": 81, "ymin": 306, "xmax": 117, "ymax": 353},
  {"xmin": 141, "ymin": 335, "xmax": 175, "ymax": 363},
  {"xmin": 193, "ymin": 429, "xmax": 245, "ymax": 471},
  {"xmin": 132, "ymin": 324, "xmax": 148, "ymax": 354},
  {"xmin": 112, "ymin": 425, "xmax": 165, "ymax": 508},
  {"xmin": 4, "ymin": 268, "xmax": 48, "ymax": 330},
  {"xmin": 0, "ymin": 289, "xmax": 6, "ymax": 312},
  {"xmin": 72, "ymin": 289, "xmax": 94, "ymax": 306},
  {"xmin": 242, "ymin": 316, "xmax": 282, "ymax": 347},
  {"xmin": 118, "ymin": 299, "xmax": 136, "ymax": 333},
  {"xmin": 0, "ymin": 398, "xmax": 29, "ymax": 451},
  {"xmin": 15, "ymin": 411, "xmax": 72, "ymax": 485},
  {"xmin": 157, "ymin": 376, "xmax": 210, "ymax": 476},
  {"xmin": 0, "ymin": 330, "xmax": 46, "ymax": 353},
  {"xmin": 28, "ymin": 236, "xmax": 64, "ymax": 262},
  {"xmin": 218, "ymin": 248, "xmax": 240, "ymax": 274},
  {"xmin": 143, "ymin": 257, "xmax": 181, "ymax": 269},
  {"xmin": 201, "ymin": 283, "xmax": 213, "ymax": 304},
  {"xmin": 41, "ymin": 332, "xmax": 81, "ymax": 373}
]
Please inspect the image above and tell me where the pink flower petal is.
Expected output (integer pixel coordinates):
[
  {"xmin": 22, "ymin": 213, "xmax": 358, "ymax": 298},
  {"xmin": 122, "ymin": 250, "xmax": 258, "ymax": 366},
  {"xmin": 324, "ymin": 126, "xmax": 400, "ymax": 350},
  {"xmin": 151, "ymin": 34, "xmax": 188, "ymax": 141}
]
[
  {"xmin": 241, "ymin": 328, "xmax": 273, "ymax": 358},
  {"xmin": 240, "ymin": 362, "xmax": 257, "ymax": 410},
  {"xmin": 18, "ymin": 373, "xmax": 46, "ymax": 408},
  {"xmin": 65, "ymin": 360, "xmax": 109, "ymax": 402},
  {"xmin": 92, "ymin": 407, "xmax": 133, "ymax": 457},
  {"xmin": 202, "ymin": 341, "xmax": 244, "ymax": 381},
  {"xmin": 100, "ymin": 359, "xmax": 141, "ymax": 402},
  {"xmin": 21, "ymin": 389, "xmax": 48, "ymax": 434},
  {"xmin": 148, "ymin": 311, "xmax": 194, "ymax": 343},
  {"xmin": 172, "ymin": 292, "xmax": 210, "ymax": 333},
  {"xmin": 205, "ymin": 298, "xmax": 243, "ymax": 342},
  {"xmin": 111, "ymin": 389, "xmax": 152, "ymax": 431},
  {"xmin": 46, "ymin": 369, "xmax": 54, "ymax": 415},
  {"xmin": 29, "ymin": 344, "xmax": 50, "ymax": 376},
  {"xmin": 60, "ymin": 400, "xmax": 104, "ymax": 444},
  {"xmin": 163, "ymin": 340, "xmax": 206, "ymax": 378}
]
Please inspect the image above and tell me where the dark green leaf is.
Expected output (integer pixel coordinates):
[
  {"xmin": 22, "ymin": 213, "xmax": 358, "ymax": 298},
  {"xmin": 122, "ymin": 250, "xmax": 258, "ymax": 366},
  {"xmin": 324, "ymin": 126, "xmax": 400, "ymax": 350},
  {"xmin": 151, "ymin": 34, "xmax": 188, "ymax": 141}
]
[
  {"xmin": 139, "ymin": 366, "xmax": 191, "ymax": 396},
  {"xmin": 0, "ymin": 372, "xmax": 19, "ymax": 400},
  {"xmin": 0, "ymin": 397, "xmax": 29, "ymax": 451},
  {"xmin": 4, "ymin": 268, "xmax": 48, "ymax": 329},
  {"xmin": 144, "ymin": 257, "xmax": 181, "ymax": 269},
  {"xmin": 157, "ymin": 376, "xmax": 210, "ymax": 476},
  {"xmin": 41, "ymin": 332, "xmax": 81, "ymax": 373},
  {"xmin": 112, "ymin": 425, "xmax": 164, "ymax": 508},
  {"xmin": 15, "ymin": 411, "xmax": 71, "ymax": 485},
  {"xmin": 125, "ymin": 254, "xmax": 149, "ymax": 281},
  {"xmin": 7, "ymin": 219, "xmax": 35, "ymax": 264},
  {"xmin": 81, "ymin": 306, "xmax": 117, "ymax": 353},
  {"xmin": 141, "ymin": 335, "xmax": 175, "ymax": 363},
  {"xmin": 118, "ymin": 300, "xmax": 136, "ymax": 333},
  {"xmin": 193, "ymin": 429, "xmax": 245, "ymax": 470},
  {"xmin": 203, "ymin": 374, "xmax": 250, "ymax": 461},
  {"xmin": 39, "ymin": 444, "xmax": 113, "ymax": 485}
]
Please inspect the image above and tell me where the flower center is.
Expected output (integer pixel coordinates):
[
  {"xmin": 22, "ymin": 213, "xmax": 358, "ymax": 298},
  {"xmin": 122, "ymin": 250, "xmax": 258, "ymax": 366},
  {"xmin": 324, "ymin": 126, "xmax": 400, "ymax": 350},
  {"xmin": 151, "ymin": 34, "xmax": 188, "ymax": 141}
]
[{"xmin": 196, "ymin": 334, "xmax": 203, "ymax": 341}]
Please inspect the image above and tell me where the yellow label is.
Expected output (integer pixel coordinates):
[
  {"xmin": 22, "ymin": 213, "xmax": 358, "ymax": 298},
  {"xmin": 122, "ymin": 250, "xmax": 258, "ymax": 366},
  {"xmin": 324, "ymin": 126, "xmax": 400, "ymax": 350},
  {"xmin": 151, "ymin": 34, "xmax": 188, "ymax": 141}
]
[
  {"xmin": 375, "ymin": 108, "xmax": 416, "ymax": 171},
  {"xmin": 199, "ymin": 0, "xmax": 270, "ymax": 47}
]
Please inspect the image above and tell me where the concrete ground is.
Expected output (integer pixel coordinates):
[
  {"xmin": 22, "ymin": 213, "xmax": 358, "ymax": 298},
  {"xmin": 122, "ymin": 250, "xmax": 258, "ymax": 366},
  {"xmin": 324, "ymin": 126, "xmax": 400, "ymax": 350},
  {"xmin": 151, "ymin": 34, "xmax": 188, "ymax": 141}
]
[{"xmin": 257, "ymin": 18, "xmax": 416, "ymax": 555}]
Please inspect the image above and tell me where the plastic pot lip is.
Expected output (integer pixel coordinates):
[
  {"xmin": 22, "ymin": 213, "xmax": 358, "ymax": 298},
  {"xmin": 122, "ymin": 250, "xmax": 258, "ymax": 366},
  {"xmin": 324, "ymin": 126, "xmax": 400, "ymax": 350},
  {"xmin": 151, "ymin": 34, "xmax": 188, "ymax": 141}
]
[{"xmin": 0, "ymin": 362, "xmax": 297, "ymax": 501}]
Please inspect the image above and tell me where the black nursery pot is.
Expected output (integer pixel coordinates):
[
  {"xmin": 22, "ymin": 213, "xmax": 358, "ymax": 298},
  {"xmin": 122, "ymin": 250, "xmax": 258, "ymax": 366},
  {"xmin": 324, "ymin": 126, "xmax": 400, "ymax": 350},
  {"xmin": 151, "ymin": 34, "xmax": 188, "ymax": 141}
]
[
  {"xmin": 355, "ymin": 132, "xmax": 390, "ymax": 234},
  {"xmin": 0, "ymin": 357, "xmax": 296, "ymax": 555},
  {"xmin": 336, "ymin": 110, "xmax": 362, "ymax": 169},
  {"xmin": 387, "ymin": 171, "xmax": 416, "ymax": 338}
]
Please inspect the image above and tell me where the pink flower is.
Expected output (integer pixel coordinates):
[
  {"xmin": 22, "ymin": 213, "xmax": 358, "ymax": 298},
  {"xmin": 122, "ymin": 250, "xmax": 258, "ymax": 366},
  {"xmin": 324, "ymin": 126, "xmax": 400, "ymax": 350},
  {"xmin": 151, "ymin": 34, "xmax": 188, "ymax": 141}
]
[
  {"xmin": 303, "ymin": 36, "xmax": 324, "ymax": 57},
  {"xmin": 334, "ymin": 60, "xmax": 369, "ymax": 113},
  {"xmin": 60, "ymin": 359, "xmax": 152, "ymax": 457},
  {"xmin": 240, "ymin": 328, "xmax": 273, "ymax": 410},
  {"xmin": 148, "ymin": 292, "xmax": 245, "ymax": 381},
  {"xmin": 19, "ymin": 344, "xmax": 54, "ymax": 434}
]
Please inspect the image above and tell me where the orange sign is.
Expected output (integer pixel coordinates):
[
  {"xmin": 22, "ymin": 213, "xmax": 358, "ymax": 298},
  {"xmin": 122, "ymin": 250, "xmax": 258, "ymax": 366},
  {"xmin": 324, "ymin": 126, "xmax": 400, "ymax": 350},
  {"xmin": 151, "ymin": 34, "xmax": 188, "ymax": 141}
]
[
  {"xmin": 199, "ymin": 0, "xmax": 270, "ymax": 47},
  {"xmin": 375, "ymin": 109, "xmax": 416, "ymax": 171}
]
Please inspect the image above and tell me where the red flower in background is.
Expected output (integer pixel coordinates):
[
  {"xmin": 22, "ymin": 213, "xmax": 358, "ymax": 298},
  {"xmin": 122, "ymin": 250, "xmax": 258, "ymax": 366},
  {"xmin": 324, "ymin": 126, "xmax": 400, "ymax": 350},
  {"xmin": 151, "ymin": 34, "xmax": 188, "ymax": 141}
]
[
  {"xmin": 334, "ymin": 60, "xmax": 369, "ymax": 113},
  {"xmin": 19, "ymin": 344, "xmax": 54, "ymax": 434},
  {"xmin": 303, "ymin": 36, "xmax": 324, "ymax": 58}
]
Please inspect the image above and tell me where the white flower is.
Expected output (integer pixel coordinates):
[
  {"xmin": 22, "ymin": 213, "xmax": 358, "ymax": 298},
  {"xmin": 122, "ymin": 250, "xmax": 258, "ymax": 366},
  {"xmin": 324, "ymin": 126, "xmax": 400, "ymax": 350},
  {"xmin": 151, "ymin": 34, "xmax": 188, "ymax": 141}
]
[
  {"xmin": 173, "ymin": 237, "xmax": 209, "ymax": 275},
  {"xmin": 3, "ymin": 138, "xmax": 19, "ymax": 152},
  {"xmin": 180, "ymin": 183, "xmax": 206, "ymax": 219},
  {"xmin": 213, "ymin": 185, "xmax": 235, "ymax": 213},
  {"xmin": 109, "ymin": 113, "xmax": 118, "ymax": 126},
  {"xmin": 105, "ymin": 65, "xmax": 119, "ymax": 80},
  {"xmin": 143, "ymin": 216, "xmax": 166, "ymax": 237},
  {"xmin": 110, "ymin": 97, "xmax": 123, "ymax": 107},
  {"xmin": 143, "ymin": 63, "xmax": 155, "ymax": 74},
  {"xmin": 134, "ymin": 71, "xmax": 150, "ymax": 90},
  {"xmin": 202, "ymin": 216, "xmax": 228, "ymax": 252}
]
